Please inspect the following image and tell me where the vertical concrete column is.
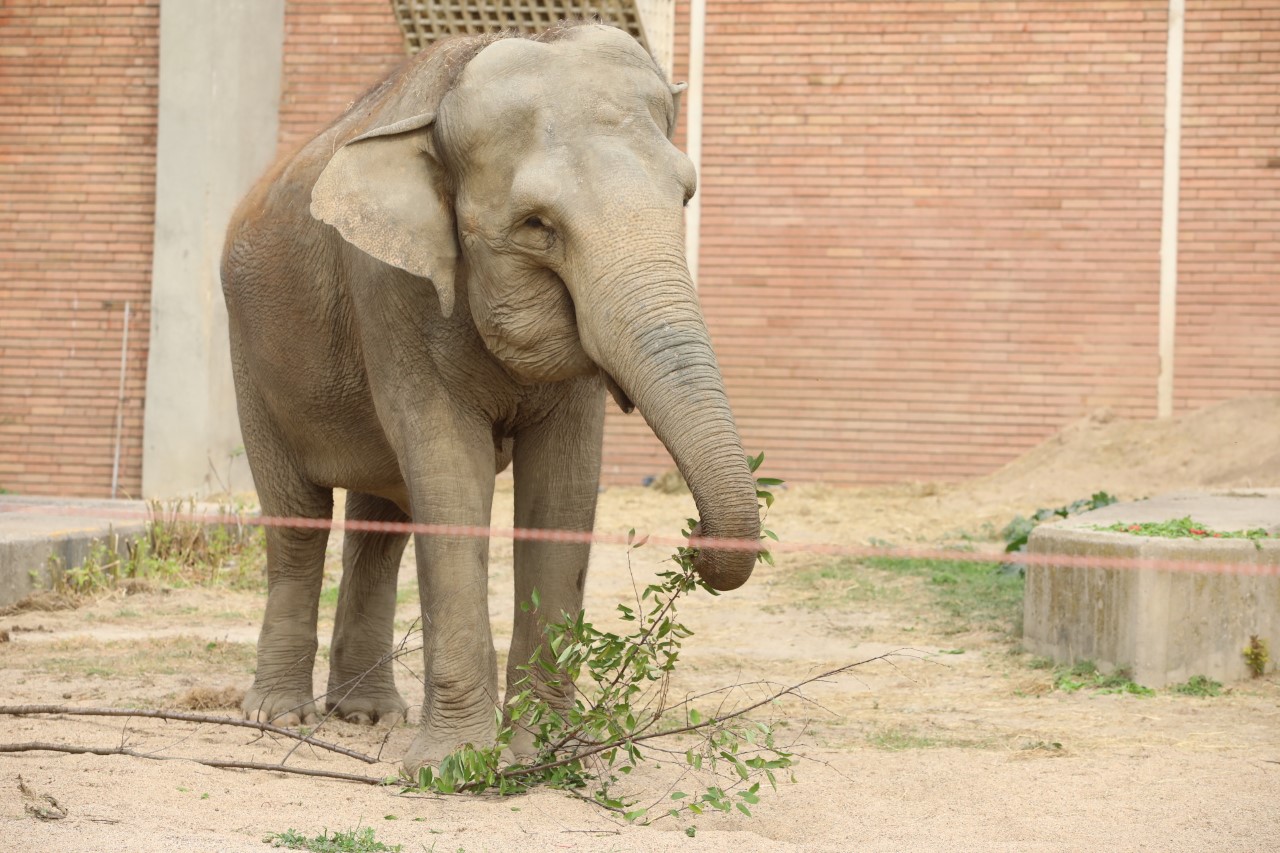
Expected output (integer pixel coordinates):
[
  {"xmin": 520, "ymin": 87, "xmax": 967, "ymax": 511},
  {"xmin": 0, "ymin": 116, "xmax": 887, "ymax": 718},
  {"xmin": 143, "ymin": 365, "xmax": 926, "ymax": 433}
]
[
  {"xmin": 142, "ymin": 0, "xmax": 285, "ymax": 497},
  {"xmin": 1157, "ymin": 0, "xmax": 1185, "ymax": 419}
]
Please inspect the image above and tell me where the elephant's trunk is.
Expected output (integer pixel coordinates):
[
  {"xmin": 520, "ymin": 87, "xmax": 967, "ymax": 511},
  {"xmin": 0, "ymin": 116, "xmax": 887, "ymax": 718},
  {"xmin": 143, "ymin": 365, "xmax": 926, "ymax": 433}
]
[{"xmin": 575, "ymin": 255, "xmax": 760, "ymax": 591}]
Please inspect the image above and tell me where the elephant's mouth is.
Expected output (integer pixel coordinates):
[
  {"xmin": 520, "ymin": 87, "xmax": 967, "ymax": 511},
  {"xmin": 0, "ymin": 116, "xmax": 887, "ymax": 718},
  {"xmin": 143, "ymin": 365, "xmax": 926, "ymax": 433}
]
[{"xmin": 601, "ymin": 370, "xmax": 634, "ymax": 414}]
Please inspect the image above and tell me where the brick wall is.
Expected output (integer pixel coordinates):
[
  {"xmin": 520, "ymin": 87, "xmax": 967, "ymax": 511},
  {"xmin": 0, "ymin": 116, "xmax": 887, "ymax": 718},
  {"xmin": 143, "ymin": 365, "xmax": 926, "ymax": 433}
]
[
  {"xmin": 5, "ymin": 1, "xmax": 1275, "ymax": 497},
  {"xmin": 277, "ymin": 0, "xmax": 405, "ymax": 157},
  {"xmin": 0, "ymin": 0, "xmax": 158, "ymax": 497},
  {"xmin": 1176, "ymin": 0, "xmax": 1280, "ymax": 411},
  {"xmin": 682, "ymin": 0, "xmax": 1172, "ymax": 486}
]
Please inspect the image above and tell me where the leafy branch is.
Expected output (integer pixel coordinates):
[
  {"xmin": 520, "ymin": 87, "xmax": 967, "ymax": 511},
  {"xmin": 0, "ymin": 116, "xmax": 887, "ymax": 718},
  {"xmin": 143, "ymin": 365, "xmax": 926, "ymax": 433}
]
[{"xmin": 401, "ymin": 453, "xmax": 866, "ymax": 826}]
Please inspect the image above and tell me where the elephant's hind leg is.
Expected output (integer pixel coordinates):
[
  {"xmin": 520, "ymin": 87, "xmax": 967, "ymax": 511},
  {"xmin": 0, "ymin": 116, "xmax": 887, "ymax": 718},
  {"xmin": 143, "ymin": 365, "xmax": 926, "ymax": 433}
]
[{"xmin": 325, "ymin": 491, "xmax": 411, "ymax": 725}]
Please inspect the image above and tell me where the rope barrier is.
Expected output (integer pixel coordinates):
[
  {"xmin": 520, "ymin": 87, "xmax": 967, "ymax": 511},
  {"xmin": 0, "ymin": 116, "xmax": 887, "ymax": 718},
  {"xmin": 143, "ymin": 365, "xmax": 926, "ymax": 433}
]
[{"xmin": 4, "ymin": 500, "xmax": 1277, "ymax": 577}]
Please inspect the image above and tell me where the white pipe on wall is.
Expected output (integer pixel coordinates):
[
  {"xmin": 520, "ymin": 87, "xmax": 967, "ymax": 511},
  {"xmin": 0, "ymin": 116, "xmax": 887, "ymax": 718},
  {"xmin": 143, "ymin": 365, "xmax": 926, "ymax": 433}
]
[
  {"xmin": 1157, "ymin": 0, "xmax": 1185, "ymax": 419},
  {"xmin": 685, "ymin": 0, "xmax": 707, "ymax": 285}
]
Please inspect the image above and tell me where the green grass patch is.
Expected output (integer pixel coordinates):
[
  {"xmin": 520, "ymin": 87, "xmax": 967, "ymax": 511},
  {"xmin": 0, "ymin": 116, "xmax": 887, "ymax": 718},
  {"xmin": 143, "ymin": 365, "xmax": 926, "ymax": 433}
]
[
  {"xmin": 1170, "ymin": 675, "xmax": 1224, "ymax": 697},
  {"xmin": 865, "ymin": 726, "xmax": 994, "ymax": 751},
  {"xmin": 1098, "ymin": 516, "xmax": 1274, "ymax": 547},
  {"xmin": 263, "ymin": 827, "xmax": 400, "ymax": 853},
  {"xmin": 790, "ymin": 556, "xmax": 1023, "ymax": 634},
  {"xmin": 1052, "ymin": 660, "xmax": 1154, "ymax": 696},
  {"xmin": 39, "ymin": 635, "xmax": 256, "ymax": 678},
  {"xmin": 866, "ymin": 556, "xmax": 1023, "ymax": 633},
  {"xmin": 319, "ymin": 583, "xmax": 417, "ymax": 609}
]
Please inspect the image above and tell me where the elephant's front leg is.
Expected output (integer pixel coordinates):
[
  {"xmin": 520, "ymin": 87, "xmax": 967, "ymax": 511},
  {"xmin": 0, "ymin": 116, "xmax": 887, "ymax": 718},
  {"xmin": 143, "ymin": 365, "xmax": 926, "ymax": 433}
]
[
  {"xmin": 504, "ymin": 380, "xmax": 605, "ymax": 760},
  {"xmin": 401, "ymin": 420, "xmax": 501, "ymax": 775}
]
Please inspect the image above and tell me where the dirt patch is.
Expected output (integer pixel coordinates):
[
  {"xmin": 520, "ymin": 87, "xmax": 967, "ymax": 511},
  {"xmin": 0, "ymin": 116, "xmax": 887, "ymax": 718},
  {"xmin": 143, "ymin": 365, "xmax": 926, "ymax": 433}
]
[{"xmin": 1, "ymin": 397, "xmax": 1278, "ymax": 850}]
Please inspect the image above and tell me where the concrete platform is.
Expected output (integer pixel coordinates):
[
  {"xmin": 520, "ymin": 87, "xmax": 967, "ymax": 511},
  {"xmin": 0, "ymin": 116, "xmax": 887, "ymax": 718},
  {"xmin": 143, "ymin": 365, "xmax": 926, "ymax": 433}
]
[
  {"xmin": 0, "ymin": 496, "xmax": 150, "ymax": 608},
  {"xmin": 1024, "ymin": 489, "xmax": 1280, "ymax": 686}
]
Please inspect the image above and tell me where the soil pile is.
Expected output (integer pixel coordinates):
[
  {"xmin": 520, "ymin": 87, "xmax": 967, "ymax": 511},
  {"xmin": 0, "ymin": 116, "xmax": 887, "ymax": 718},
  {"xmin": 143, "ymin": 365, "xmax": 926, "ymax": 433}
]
[{"xmin": 772, "ymin": 395, "xmax": 1280, "ymax": 548}]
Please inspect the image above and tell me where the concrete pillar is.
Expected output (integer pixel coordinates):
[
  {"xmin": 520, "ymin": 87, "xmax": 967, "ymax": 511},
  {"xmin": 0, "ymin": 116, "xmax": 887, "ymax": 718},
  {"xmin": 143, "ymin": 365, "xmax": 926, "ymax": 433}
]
[{"xmin": 142, "ymin": 0, "xmax": 285, "ymax": 497}]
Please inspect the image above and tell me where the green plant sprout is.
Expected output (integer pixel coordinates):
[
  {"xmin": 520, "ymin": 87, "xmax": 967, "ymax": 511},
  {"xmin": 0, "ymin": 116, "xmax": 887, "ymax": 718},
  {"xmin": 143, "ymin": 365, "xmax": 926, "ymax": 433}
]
[
  {"xmin": 401, "ymin": 452, "xmax": 794, "ymax": 825},
  {"xmin": 1244, "ymin": 635, "xmax": 1269, "ymax": 678}
]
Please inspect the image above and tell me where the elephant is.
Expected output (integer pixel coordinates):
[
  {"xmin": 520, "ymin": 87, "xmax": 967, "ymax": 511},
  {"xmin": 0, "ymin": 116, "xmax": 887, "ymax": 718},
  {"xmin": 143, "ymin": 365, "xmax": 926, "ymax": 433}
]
[{"xmin": 220, "ymin": 22, "xmax": 760, "ymax": 773}]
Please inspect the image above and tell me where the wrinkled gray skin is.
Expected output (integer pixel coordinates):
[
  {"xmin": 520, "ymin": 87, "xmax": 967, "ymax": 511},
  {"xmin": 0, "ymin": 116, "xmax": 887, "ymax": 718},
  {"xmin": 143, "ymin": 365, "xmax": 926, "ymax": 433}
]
[{"xmin": 221, "ymin": 24, "xmax": 759, "ymax": 773}]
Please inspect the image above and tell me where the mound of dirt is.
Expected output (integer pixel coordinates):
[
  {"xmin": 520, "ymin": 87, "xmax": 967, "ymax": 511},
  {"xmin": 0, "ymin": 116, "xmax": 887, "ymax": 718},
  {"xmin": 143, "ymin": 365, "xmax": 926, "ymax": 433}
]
[
  {"xmin": 968, "ymin": 394, "xmax": 1280, "ymax": 507},
  {"xmin": 776, "ymin": 395, "xmax": 1280, "ymax": 547}
]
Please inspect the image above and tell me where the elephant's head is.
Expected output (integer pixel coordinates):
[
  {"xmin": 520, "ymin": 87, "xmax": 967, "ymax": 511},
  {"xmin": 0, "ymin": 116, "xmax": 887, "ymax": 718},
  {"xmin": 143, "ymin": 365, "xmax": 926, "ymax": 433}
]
[{"xmin": 310, "ymin": 24, "xmax": 759, "ymax": 590}]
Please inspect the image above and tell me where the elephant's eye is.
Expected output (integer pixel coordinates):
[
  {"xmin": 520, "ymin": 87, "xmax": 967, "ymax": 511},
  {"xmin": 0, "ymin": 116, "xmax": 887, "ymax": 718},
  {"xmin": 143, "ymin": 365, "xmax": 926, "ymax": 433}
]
[{"xmin": 512, "ymin": 215, "xmax": 556, "ymax": 252}]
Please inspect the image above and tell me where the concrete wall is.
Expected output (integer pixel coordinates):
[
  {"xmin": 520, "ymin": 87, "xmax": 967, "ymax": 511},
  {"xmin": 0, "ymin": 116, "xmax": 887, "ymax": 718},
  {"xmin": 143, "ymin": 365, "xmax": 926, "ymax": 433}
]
[{"xmin": 141, "ymin": 0, "xmax": 285, "ymax": 497}]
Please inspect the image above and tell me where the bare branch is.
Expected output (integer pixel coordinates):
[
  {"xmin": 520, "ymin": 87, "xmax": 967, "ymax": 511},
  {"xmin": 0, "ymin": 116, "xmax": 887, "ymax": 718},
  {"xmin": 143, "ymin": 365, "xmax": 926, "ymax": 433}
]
[
  {"xmin": 0, "ymin": 741, "xmax": 386, "ymax": 785},
  {"xmin": 0, "ymin": 704, "xmax": 379, "ymax": 765}
]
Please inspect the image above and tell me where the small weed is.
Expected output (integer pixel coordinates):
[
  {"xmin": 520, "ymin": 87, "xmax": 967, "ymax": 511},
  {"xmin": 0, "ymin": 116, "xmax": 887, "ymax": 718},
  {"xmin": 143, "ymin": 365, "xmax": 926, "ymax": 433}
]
[
  {"xmin": 264, "ymin": 827, "xmax": 400, "ymax": 852},
  {"xmin": 1021, "ymin": 740, "xmax": 1063, "ymax": 752},
  {"xmin": 1244, "ymin": 635, "xmax": 1269, "ymax": 677},
  {"xmin": 1170, "ymin": 675, "xmax": 1223, "ymax": 697},
  {"xmin": 1027, "ymin": 656, "xmax": 1054, "ymax": 670}
]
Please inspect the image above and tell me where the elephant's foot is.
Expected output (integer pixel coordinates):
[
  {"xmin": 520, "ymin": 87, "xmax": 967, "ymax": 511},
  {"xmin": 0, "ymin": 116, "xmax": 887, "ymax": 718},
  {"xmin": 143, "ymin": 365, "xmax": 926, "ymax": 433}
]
[
  {"xmin": 242, "ymin": 685, "xmax": 319, "ymax": 727},
  {"xmin": 325, "ymin": 691, "xmax": 409, "ymax": 727},
  {"xmin": 400, "ymin": 715, "xmax": 498, "ymax": 776}
]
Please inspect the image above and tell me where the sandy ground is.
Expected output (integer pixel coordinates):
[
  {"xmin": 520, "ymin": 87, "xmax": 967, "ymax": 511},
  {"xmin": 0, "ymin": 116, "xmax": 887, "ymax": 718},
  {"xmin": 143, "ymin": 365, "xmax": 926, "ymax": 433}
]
[{"xmin": 2, "ymin": 397, "xmax": 1279, "ymax": 851}]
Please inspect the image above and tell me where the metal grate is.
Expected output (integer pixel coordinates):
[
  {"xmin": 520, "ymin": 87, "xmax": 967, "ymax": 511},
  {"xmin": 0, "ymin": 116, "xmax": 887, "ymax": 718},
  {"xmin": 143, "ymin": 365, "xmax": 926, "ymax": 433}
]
[{"xmin": 389, "ymin": 1, "xmax": 673, "ymax": 77}]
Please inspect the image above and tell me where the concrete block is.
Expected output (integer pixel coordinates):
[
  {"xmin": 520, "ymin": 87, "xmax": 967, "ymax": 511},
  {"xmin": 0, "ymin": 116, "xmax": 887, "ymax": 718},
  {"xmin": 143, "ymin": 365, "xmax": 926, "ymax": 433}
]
[
  {"xmin": 1023, "ymin": 490, "xmax": 1280, "ymax": 687},
  {"xmin": 0, "ymin": 496, "xmax": 149, "ymax": 608}
]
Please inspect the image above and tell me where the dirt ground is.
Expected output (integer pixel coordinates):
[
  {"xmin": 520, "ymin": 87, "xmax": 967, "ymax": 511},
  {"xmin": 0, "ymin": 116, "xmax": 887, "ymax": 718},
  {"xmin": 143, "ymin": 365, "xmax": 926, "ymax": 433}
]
[{"xmin": 2, "ymin": 397, "xmax": 1279, "ymax": 851}]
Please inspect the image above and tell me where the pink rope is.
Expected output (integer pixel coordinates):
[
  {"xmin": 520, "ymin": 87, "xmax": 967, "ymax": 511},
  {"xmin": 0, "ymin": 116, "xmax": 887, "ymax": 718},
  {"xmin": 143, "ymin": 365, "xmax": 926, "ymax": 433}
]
[{"xmin": 4, "ymin": 502, "xmax": 1277, "ymax": 577}]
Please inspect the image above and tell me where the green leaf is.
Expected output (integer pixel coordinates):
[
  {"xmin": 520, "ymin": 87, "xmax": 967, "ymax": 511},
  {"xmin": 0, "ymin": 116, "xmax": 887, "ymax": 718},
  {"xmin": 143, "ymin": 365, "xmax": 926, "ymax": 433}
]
[
  {"xmin": 735, "ymin": 802, "xmax": 752, "ymax": 817},
  {"xmin": 755, "ymin": 477, "xmax": 784, "ymax": 486},
  {"xmin": 670, "ymin": 791, "xmax": 688, "ymax": 800},
  {"xmin": 748, "ymin": 451, "xmax": 765, "ymax": 472},
  {"xmin": 623, "ymin": 809, "xmax": 648, "ymax": 823}
]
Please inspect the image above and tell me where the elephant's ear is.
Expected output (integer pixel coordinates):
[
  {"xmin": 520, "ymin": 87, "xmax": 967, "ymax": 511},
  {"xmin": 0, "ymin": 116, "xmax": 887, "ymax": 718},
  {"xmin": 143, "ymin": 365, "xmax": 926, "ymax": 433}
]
[
  {"xmin": 311, "ymin": 112, "xmax": 457, "ymax": 318},
  {"xmin": 666, "ymin": 82, "xmax": 688, "ymax": 140}
]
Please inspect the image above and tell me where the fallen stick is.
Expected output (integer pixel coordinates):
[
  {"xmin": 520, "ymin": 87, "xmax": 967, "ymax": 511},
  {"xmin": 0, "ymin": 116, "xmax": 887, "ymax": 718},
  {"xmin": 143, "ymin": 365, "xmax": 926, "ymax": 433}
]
[
  {"xmin": 0, "ymin": 741, "xmax": 386, "ymax": 785},
  {"xmin": 0, "ymin": 704, "xmax": 380, "ymax": 765}
]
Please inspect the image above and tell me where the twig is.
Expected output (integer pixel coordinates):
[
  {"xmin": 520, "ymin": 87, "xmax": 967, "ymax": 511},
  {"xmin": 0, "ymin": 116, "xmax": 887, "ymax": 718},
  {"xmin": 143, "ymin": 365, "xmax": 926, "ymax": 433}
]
[
  {"xmin": 0, "ymin": 705, "xmax": 379, "ymax": 765},
  {"xmin": 493, "ymin": 650, "xmax": 910, "ymax": 785},
  {"xmin": 0, "ymin": 742, "xmax": 385, "ymax": 784}
]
